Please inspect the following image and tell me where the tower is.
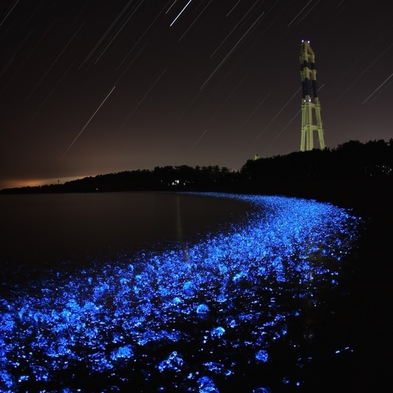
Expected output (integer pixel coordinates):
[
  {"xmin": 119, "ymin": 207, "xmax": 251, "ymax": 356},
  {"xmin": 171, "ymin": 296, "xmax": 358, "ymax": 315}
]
[{"xmin": 300, "ymin": 40, "xmax": 325, "ymax": 151}]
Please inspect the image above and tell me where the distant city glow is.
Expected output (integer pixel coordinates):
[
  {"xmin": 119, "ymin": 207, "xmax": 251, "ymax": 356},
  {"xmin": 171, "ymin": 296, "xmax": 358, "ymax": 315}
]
[
  {"xmin": 2, "ymin": 176, "xmax": 87, "ymax": 190},
  {"xmin": 0, "ymin": 193, "xmax": 360, "ymax": 392}
]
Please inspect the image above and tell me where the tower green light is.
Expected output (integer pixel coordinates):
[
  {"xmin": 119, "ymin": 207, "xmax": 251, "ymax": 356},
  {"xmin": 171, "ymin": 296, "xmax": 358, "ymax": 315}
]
[{"xmin": 300, "ymin": 40, "xmax": 325, "ymax": 151}]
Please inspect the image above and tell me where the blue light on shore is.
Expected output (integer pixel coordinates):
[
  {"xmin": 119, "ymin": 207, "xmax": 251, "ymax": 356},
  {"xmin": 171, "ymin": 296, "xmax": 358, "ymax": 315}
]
[{"xmin": 0, "ymin": 194, "xmax": 360, "ymax": 392}]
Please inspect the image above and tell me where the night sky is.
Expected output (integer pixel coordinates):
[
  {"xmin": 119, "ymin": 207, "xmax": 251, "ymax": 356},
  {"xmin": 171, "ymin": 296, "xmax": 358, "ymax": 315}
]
[{"xmin": 1, "ymin": 0, "xmax": 393, "ymax": 190}]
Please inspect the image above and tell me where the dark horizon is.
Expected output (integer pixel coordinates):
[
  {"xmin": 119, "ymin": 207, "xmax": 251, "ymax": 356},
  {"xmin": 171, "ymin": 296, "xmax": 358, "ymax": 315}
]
[{"xmin": 2, "ymin": 139, "xmax": 391, "ymax": 196}]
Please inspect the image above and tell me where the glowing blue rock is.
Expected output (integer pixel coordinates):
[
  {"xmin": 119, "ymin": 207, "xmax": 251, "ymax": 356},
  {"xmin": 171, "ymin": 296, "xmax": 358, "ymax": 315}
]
[
  {"xmin": 158, "ymin": 351, "xmax": 183, "ymax": 373},
  {"xmin": 183, "ymin": 281, "xmax": 195, "ymax": 296},
  {"xmin": 172, "ymin": 296, "xmax": 182, "ymax": 305},
  {"xmin": 196, "ymin": 303, "xmax": 210, "ymax": 314},
  {"xmin": 255, "ymin": 349, "xmax": 269, "ymax": 363},
  {"xmin": 254, "ymin": 388, "xmax": 271, "ymax": 393},
  {"xmin": 0, "ymin": 371, "xmax": 15, "ymax": 390},
  {"xmin": 216, "ymin": 293, "xmax": 227, "ymax": 303},
  {"xmin": 110, "ymin": 344, "xmax": 134, "ymax": 361},
  {"xmin": 203, "ymin": 361, "xmax": 232, "ymax": 376},
  {"xmin": 232, "ymin": 272, "xmax": 246, "ymax": 284},
  {"xmin": 225, "ymin": 316, "xmax": 237, "ymax": 328},
  {"xmin": 210, "ymin": 326, "xmax": 225, "ymax": 339},
  {"xmin": 197, "ymin": 375, "xmax": 219, "ymax": 392}
]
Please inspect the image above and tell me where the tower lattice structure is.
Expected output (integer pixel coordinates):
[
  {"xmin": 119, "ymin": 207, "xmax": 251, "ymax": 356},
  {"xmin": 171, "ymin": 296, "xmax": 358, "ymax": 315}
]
[{"xmin": 300, "ymin": 40, "xmax": 325, "ymax": 151}]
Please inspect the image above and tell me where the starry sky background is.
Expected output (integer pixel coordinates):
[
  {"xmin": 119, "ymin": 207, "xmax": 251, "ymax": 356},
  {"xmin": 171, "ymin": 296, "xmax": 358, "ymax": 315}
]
[{"xmin": 1, "ymin": 0, "xmax": 393, "ymax": 189}]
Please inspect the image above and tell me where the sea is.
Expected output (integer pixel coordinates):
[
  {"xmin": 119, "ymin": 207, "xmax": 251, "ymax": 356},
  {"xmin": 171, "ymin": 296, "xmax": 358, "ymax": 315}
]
[{"xmin": 0, "ymin": 192, "xmax": 254, "ymax": 266}]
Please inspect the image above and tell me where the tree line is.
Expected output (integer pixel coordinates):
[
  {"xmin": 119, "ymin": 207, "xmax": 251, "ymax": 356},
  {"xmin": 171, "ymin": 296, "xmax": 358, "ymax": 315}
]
[
  {"xmin": 1, "ymin": 139, "xmax": 392, "ymax": 195},
  {"xmin": 243, "ymin": 139, "xmax": 393, "ymax": 184}
]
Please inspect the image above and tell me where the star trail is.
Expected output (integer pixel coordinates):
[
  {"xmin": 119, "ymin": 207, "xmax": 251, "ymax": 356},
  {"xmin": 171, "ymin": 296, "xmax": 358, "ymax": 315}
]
[{"xmin": 1, "ymin": 0, "xmax": 392, "ymax": 189}]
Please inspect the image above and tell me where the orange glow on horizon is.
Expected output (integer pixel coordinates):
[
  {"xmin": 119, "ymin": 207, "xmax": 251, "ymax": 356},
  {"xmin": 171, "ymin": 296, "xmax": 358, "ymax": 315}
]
[{"xmin": 1, "ymin": 176, "xmax": 86, "ymax": 190}]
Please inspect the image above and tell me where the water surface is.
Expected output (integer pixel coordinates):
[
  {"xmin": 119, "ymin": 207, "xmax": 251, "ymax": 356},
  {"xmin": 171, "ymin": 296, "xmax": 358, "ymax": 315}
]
[{"xmin": 0, "ymin": 192, "xmax": 254, "ymax": 266}]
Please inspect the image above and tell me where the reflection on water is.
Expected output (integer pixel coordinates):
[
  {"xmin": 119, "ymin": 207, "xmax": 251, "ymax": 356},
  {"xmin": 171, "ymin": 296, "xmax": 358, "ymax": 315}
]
[
  {"xmin": 176, "ymin": 194, "xmax": 190, "ymax": 262},
  {"xmin": 0, "ymin": 193, "xmax": 360, "ymax": 392}
]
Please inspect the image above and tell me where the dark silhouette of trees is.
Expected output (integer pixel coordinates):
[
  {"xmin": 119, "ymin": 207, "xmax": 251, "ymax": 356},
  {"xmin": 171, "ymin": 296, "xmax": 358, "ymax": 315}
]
[
  {"xmin": 1, "ymin": 139, "xmax": 391, "ymax": 195},
  {"xmin": 241, "ymin": 139, "xmax": 392, "ymax": 186},
  {"xmin": 151, "ymin": 165, "xmax": 238, "ymax": 191}
]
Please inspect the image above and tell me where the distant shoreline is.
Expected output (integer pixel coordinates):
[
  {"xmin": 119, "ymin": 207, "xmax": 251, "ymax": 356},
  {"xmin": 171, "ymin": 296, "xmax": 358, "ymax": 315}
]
[{"xmin": 2, "ymin": 139, "xmax": 391, "ymax": 210}]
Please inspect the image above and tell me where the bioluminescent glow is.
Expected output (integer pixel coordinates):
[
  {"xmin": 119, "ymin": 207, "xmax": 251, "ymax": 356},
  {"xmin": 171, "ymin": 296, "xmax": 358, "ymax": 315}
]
[{"xmin": 0, "ymin": 194, "xmax": 360, "ymax": 392}]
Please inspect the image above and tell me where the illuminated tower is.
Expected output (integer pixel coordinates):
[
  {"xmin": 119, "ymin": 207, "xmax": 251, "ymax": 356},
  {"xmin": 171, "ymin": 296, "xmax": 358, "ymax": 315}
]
[{"xmin": 300, "ymin": 40, "xmax": 325, "ymax": 151}]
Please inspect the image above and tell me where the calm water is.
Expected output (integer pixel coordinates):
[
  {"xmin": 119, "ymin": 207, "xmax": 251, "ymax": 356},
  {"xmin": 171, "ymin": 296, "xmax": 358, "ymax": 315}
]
[
  {"xmin": 0, "ymin": 192, "xmax": 361, "ymax": 392},
  {"xmin": 0, "ymin": 192, "xmax": 254, "ymax": 267}
]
